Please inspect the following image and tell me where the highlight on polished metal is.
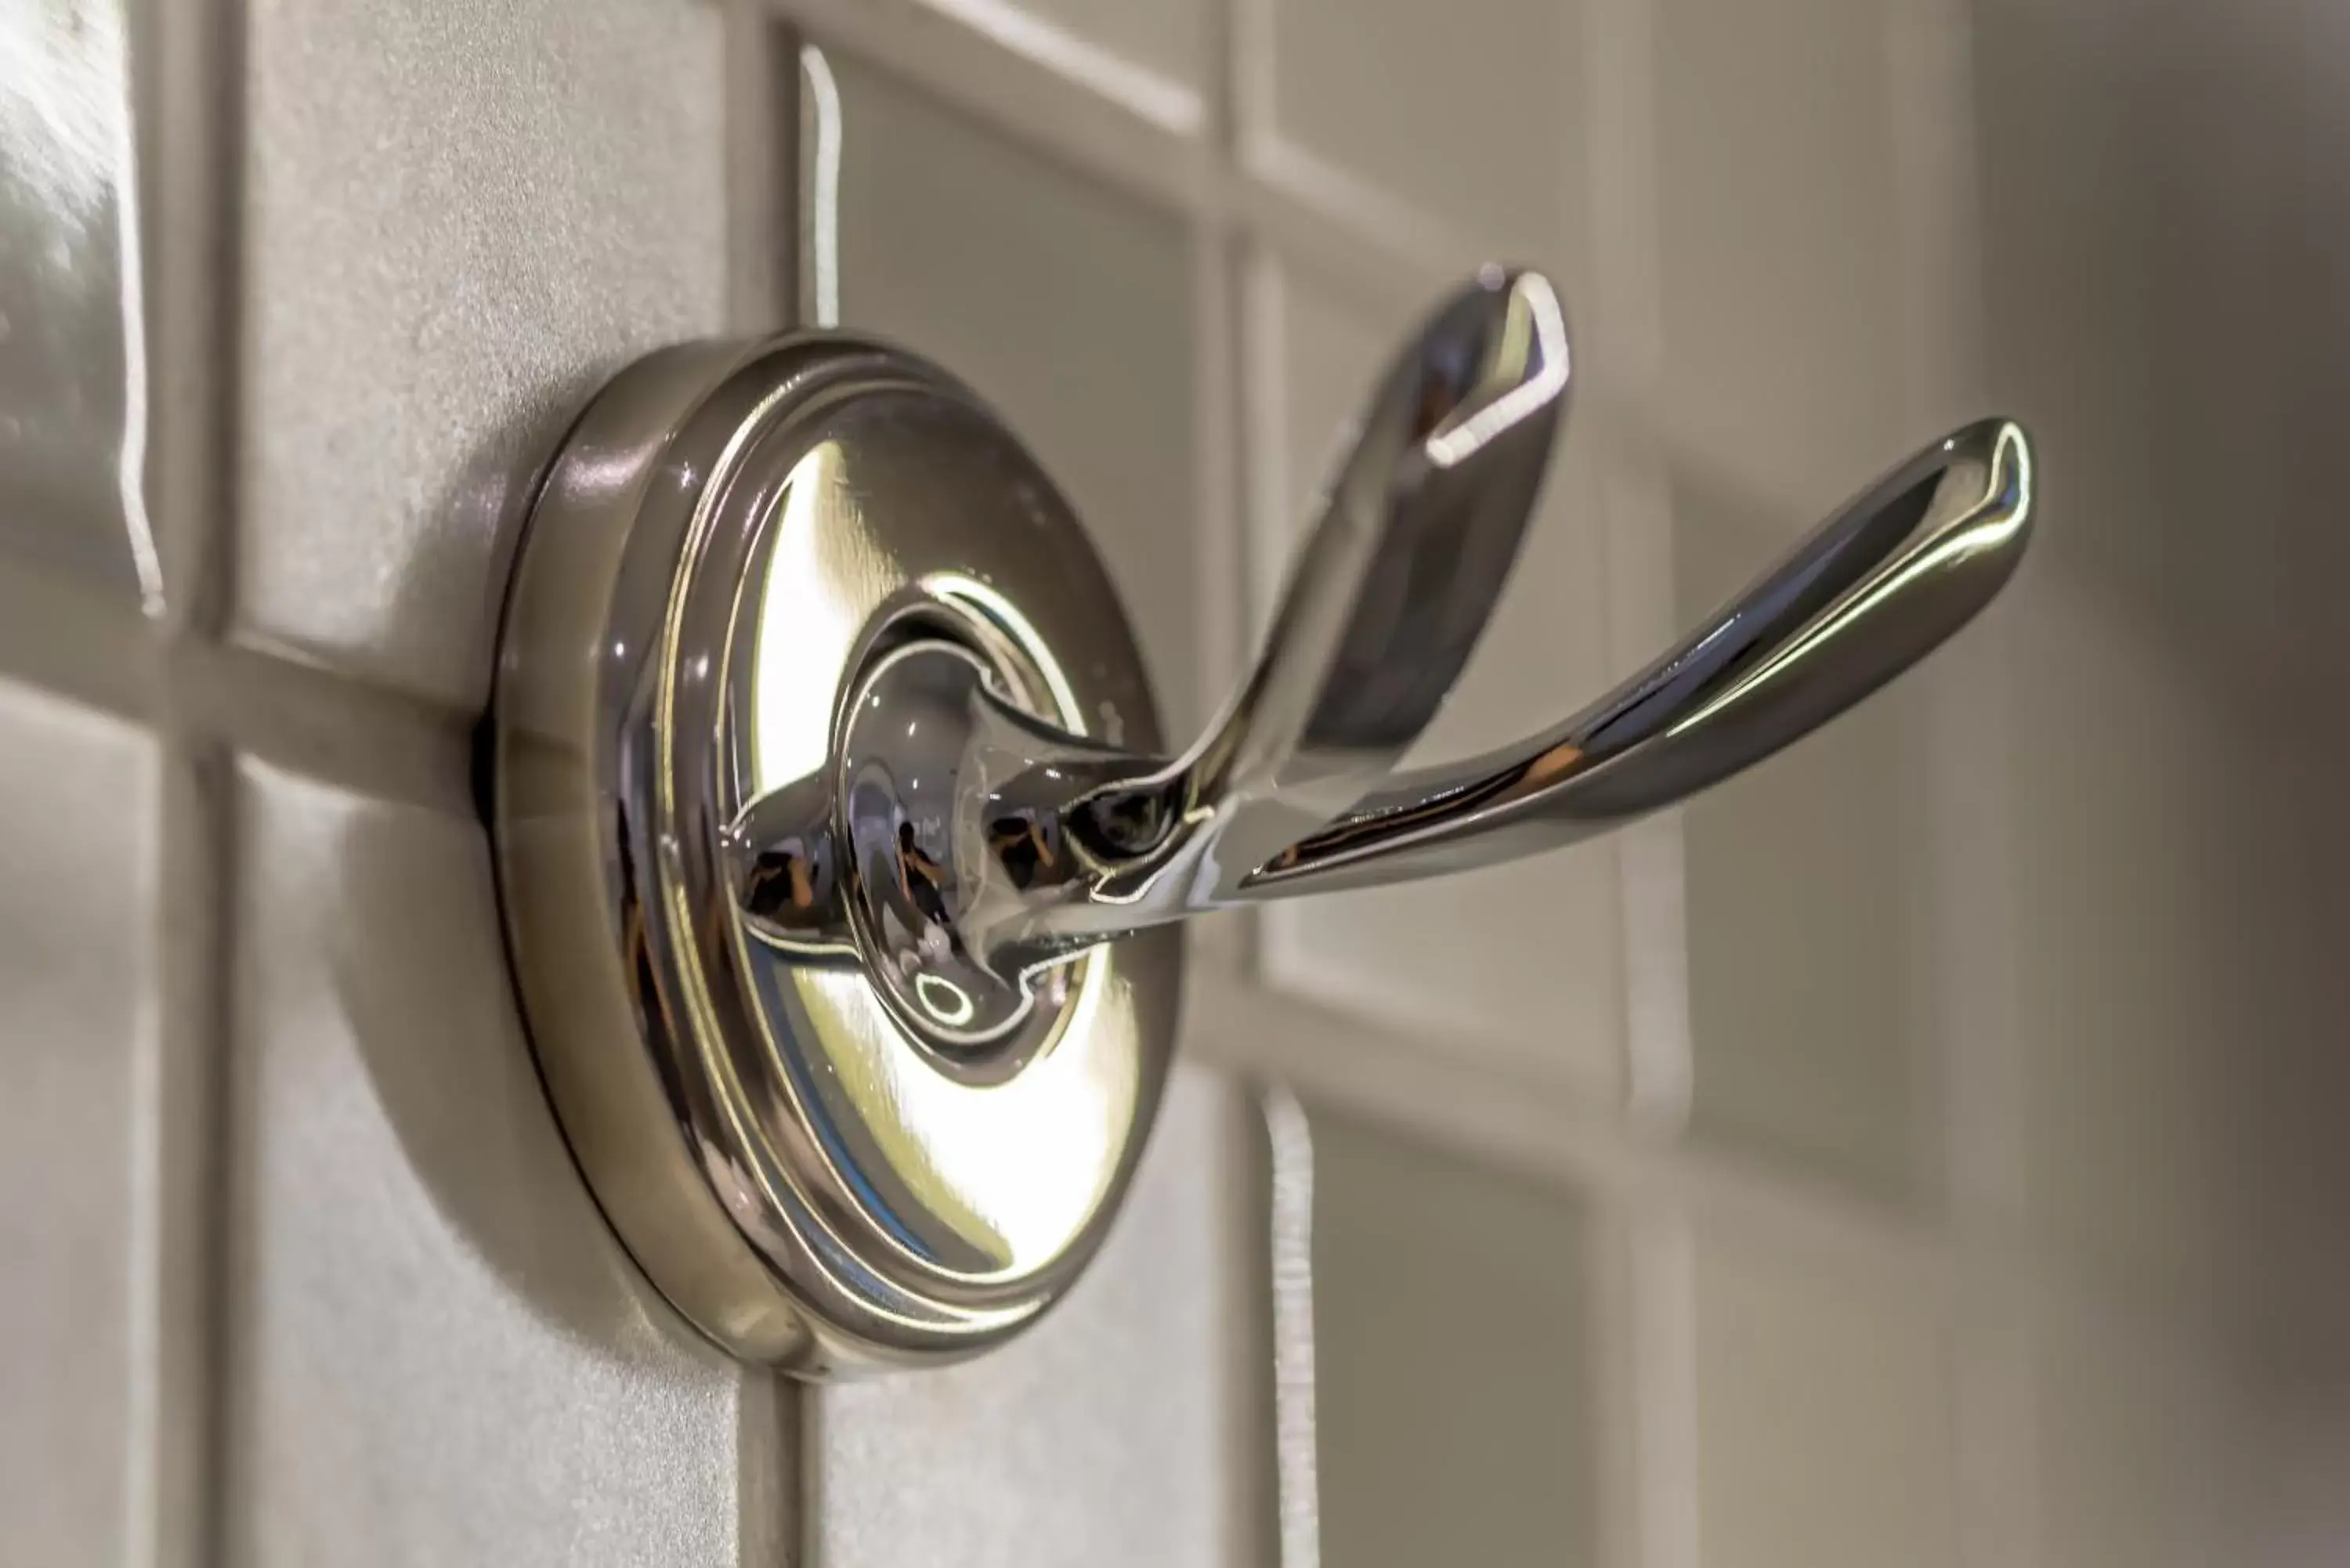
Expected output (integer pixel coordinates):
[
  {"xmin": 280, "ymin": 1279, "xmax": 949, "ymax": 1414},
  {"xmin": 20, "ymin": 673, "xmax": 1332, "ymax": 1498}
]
[{"xmin": 490, "ymin": 266, "xmax": 2036, "ymax": 1375}]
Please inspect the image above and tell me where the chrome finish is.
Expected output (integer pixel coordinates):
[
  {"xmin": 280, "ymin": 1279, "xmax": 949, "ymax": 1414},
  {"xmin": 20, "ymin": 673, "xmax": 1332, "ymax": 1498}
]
[
  {"xmin": 492, "ymin": 336, "xmax": 1174, "ymax": 1375},
  {"xmin": 1212, "ymin": 414, "xmax": 2037, "ymax": 894},
  {"xmin": 492, "ymin": 265, "xmax": 2036, "ymax": 1376}
]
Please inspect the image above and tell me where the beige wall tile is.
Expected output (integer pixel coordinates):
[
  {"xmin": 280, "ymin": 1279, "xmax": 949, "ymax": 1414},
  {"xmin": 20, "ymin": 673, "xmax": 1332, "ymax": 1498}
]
[
  {"xmin": 1654, "ymin": 0, "xmax": 1917, "ymax": 515},
  {"xmin": 236, "ymin": 0, "xmax": 728, "ymax": 709},
  {"xmin": 1690, "ymin": 1219, "xmax": 1957, "ymax": 1568},
  {"xmin": 1674, "ymin": 473, "xmax": 1939, "ymax": 1202},
  {"xmin": 0, "ymin": 681, "xmax": 154, "ymax": 1568},
  {"xmin": 1304, "ymin": 1100, "xmax": 1599, "ymax": 1568},
  {"xmin": 224, "ymin": 761, "xmax": 740, "ymax": 1566}
]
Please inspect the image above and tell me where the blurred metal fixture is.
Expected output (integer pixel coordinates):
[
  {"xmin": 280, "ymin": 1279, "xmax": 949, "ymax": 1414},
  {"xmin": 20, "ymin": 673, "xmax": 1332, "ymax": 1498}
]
[{"xmin": 489, "ymin": 267, "xmax": 2035, "ymax": 1375}]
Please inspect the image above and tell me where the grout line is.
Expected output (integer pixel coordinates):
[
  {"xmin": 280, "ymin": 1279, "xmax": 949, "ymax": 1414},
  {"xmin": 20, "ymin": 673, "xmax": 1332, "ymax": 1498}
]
[
  {"xmin": 1581, "ymin": 0, "xmax": 1666, "ymax": 414},
  {"xmin": 1617, "ymin": 814, "xmax": 1690, "ymax": 1133},
  {"xmin": 140, "ymin": 0, "xmax": 244, "ymax": 643},
  {"xmin": 1226, "ymin": 0, "xmax": 1275, "ymax": 172},
  {"xmin": 122, "ymin": 0, "xmax": 243, "ymax": 1559},
  {"xmin": 1582, "ymin": 0, "xmax": 1690, "ymax": 1139},
  {"xmin": 797, "ymin": 1375, "xmax": 826, "ymax": 1568},
  {"xmin": 1231, "ymin": 249, "xmax": 1289, "ymax": 671},
  {"xmin": 1182, "ymin": 0, "xmax": 1247, "ymax": 956},
  {"xmin": 1588, "ymin": 1201, "xmax": 1645, "ymax": 1568},
  {"xmin": 0, "ymin": 558, "xmax": 475, "ymax": 818},
  {"xmin": 1626, "ymin": 1205, "xmax": 1701, "ymax": 1568},
  {"xmin": 1198, "ymin": 0, "xmax": 1238, "ymax": 161},
  {"xmin": 1186, "ymin": 234, "xmax": 1257, "ymax": 978},
  {"xmin": 1191, "ymin": 0, "xmax": 1240, "ymax": 741},
  {"xmin": 1220, "ymin": 247, "xmax": 1289, "ymax": 984},
  {"xmin": 173, "ymin": 643, "xmax": 475, "ymax": 816},
  {"xmin": 736, "ymin": 1367, "xmax": 803, "ymax": 1568},
  {"xmin": 125, "ymin": 738, "xmax": 232, "ymax": 1568},
  {"xmin": 1589, "ymin": 0, "xmax": 1701, "ymax": 1522}
]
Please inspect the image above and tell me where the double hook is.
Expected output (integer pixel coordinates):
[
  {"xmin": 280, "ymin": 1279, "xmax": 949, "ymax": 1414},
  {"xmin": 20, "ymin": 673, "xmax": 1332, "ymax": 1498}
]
[{"xmin": 732, "ymin": 267, "xmax": 2034, "ymax": 1046}]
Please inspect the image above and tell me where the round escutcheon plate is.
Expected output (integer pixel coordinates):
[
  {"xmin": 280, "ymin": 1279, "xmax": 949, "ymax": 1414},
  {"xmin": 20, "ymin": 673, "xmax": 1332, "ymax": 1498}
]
[{"xmin": 490, "ymin": 334, "xmax": 1180, "ymax": 1375}]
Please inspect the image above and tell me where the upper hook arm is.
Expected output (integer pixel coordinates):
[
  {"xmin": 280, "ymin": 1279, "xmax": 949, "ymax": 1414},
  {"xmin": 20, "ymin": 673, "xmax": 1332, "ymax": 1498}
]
[{"xmin": 1240, "ymin": 417, "xmax": 2036, "ymax": 897}]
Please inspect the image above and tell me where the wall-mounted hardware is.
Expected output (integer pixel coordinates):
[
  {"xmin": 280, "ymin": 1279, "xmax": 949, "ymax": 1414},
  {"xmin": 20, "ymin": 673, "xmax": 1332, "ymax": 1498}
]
[{"xmin": 489, "ymin": 268, "xmax": 2034, "ymax": 1376}]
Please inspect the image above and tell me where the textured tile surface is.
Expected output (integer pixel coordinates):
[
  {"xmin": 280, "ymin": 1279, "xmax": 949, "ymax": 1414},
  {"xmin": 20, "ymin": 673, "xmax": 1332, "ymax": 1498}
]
[
  {"xmin": 824, "ymin": 49, "xmax": 1202, "ymax": 728},
  {"xmin": 236, "ymin": 0, "xmax": 728, "ymax": 709},
  {"xmin": 224, "ymin": 761, "xmax": 740, "ymax": 1567},
  {"xmin": 0, "ymin": 681, "xmax": 154, "ymax": 1568},
  {"xmin": 0, "ymin": 0, "xmax": 148, "ymax": 595},
  {"xmin": 816, "ymin": 1067, "xmax": 1260, "ymax": 1568},
  {"xmin": 1304, "ymin": 1100, "xmax": 1597, "ymax": 1568},
  {"xmin": 1674, "ymin": 475, "xmax": 1936, "ymax": 1201},
  {"xmin": 1253, "ymin": 262, "xmax": 1625, "ymax": 1098},
  {"xmin": 1256, "ymin": 0, "xmax": 1589, "ymax": 270},
  {"xmin": 1690, "ymin": 1220, "xmax": 1957, "ymax": 1568}
]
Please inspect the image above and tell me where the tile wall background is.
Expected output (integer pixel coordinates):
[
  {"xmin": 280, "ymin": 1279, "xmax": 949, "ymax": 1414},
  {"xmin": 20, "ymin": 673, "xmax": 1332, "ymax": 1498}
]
[{"xmin": 5, "ymin": 0, "xmax": 2350, "ymax": 1565}]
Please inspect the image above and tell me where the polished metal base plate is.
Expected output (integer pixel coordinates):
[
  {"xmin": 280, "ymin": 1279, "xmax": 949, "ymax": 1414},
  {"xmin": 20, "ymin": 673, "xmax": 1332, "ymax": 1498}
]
[{"xmin": 491, "ymin": 335, "xmax": 1179, "ymax": 1375}]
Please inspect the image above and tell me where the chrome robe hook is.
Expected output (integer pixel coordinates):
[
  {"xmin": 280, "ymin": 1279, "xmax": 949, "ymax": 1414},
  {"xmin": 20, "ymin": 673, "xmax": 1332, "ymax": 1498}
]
[{"xmin": 491, "ymin": 266, "xmax": 2035, "ymax": 1374}]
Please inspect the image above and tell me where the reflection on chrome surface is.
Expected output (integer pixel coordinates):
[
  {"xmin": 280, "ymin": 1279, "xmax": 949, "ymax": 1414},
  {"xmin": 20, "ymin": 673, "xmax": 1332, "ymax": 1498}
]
[
  {"xmin": 494, "ymin": 336, "xmax": 1174, "ymax": 1373},
  {"xmin": 723, "ymin": 269, "xmax": 2036, "ymax": 1066},
  {"xmin": 492, "ymin": 265, "xmax": 2034, "ymax": 1375}
]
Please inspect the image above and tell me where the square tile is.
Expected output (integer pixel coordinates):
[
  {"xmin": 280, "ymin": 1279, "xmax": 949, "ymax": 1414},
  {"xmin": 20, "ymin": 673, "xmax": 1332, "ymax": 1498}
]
[
  {"xmin": 1300, "ymin": 1100, "xmax": 1599, "ymax": 1568},
  {"xmin": 1654, "ymin": 0, "xmax": 1915, "ymax": 515},
  {"xmin": 225, "ymin": 761, "xmax": 741, "ymax": 1566},
  {"xmin": 1252, "ymin": 260, "xmax": 1626, "ymax": 1100},
  {"xmin": 0, "ymin": 1, "xmax": 151, "ymax": 597},
  {"xmin": 819, "ymin": 49, "xmax": 1203, "ymax": 728},
  {"xmin": 1253, "ymin": 0, "xmax": 1590, "ymax": 271},
  {"xmin": 815, "ymin": 1066, "xmax": 1263, "ymax": 1568},
  {"xmin": 1690, "ymin": 1220, "xmax": 1957, "ymax": 1568},
  {"xmin": 0, "ymin": 681, "xmax": 154, "ymax": 1568},
  {"xmin": 1673, "ymin": 471, "xmax": 1938, "ymax": 1201},
  {"xmin": 236, "ymin": 0, "xmax": 729, "ymax": 710}
]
